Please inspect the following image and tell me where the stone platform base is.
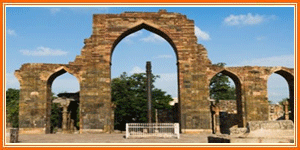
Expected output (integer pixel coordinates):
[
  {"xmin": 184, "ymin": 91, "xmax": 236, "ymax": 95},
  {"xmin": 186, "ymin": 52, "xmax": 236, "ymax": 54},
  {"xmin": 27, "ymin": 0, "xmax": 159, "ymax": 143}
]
[
  {"xmin": 230, "ymin": 137, "xmax": 294, "ymax": 143},
  {"xmin": 19, "ymin": 128, "xmax": 214, "ymax": 134},
  {"xmin": 80, "ymin": 129, "xmax": 105, "ymax": 134},
  {"xmin": 208, "ymin": 135, "xmax": 294, "ymax": 143},
  {"xmin": 208, "ymin": 120, "xmax": 295, "ymax": 143},
  {"xmin": 19, "ymin": 128, "xmax": 45, "ymax": 134},
  {"xmin": 182, "ymin": 129, "xmax": 212, "ymax": 134}
]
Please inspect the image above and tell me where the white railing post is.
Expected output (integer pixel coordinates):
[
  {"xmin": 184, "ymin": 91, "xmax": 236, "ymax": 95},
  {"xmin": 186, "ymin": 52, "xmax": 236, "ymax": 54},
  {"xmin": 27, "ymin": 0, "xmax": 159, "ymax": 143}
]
[
  {"xmin": 174, "ymin": 123, "xmax": 180, "ymax": 139},
  {"xmin": 126, "ymin": 123, "xmax": 129, "ymax": 139}
]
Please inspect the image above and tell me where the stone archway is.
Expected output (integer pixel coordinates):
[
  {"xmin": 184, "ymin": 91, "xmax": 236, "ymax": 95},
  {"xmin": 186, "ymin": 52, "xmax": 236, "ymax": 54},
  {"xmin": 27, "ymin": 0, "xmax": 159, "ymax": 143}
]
[
  {"xmin": 110, "ymin": 26, "xmax": 179, "ymax": 128},
  {"xmin": 267, "ymin": 68, "xmax": 294, "ymax": 121},
  {"xmin": 15, "ymin": 10, "xmax": 294, "ymax": 134},
  {"xmin": 45, "ymin": 66, "xmax": 80, "ymax": 134},
  {"xmin": 209, "ymin": 69, "xmax": 244, "ymax": 128},
  {"xmin": 71, "ymin": 10, "xmax": 213, "ymax": 133},
  {"xmin": 15, "ymin": 64, "xmax": 82, "ymax": 134},
  {"xmin": 110, "ymin": 22, "xmax": 178, "ymax": 60}
]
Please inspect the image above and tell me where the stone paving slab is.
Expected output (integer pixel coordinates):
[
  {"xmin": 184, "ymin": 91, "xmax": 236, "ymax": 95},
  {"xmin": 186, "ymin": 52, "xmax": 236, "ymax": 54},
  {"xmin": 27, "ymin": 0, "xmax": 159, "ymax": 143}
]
[{"xmin": 18, "ymin": 133, "xmax": 211, "ymax": 143}]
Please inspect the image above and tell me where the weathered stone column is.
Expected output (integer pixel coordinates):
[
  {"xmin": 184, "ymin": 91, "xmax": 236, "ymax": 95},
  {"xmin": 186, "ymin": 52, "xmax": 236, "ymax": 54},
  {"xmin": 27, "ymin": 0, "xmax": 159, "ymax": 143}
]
[
  {"xmin": 15, "ymin": 64, "xmax": 49, "ymax": 134},
  {"xmin": 283, "ymin": 100, "xmax": 289, "ymax": 120},
  {"xmin": 212, "ymin": 104, "xmax": 220, "ymax": 134},
  {"xmin": 80, "ymin": 62, "xmax": 112, "ymax": 133},
  {"xmin": 70, "ymin": 119, "xmax": 74, "ymax": 133},
  {"xmin": 215, "ymin": 105, "xmax": 220, "ymax": 134},
  {"xmin": 110, "ymin": 103, "xmax": 116, "ymax": 133},
  {"xmin": 243, "ymin": 68, "xmax": 269, "ymax": 122},
  {"xmin": 62, "ymin": 104, "xmax": 68, "ymax": 133},
  {"xmin": 53, "ymin": 97, "xmax": 73, "ymax": 134}
]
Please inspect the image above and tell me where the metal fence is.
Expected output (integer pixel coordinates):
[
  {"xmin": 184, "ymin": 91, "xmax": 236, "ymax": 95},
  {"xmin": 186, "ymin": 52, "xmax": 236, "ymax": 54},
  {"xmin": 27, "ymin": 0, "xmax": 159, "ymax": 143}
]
[{"xmin": 126, "ymin": 123, "xmax": 180, "ymax": 139}]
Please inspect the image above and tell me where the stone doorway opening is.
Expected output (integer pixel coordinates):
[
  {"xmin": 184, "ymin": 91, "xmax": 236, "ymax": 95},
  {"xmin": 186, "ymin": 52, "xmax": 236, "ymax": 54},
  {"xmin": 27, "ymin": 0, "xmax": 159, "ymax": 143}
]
[
  {"xmin": 47, "ymin": 68, "xmax": 80, "ymax": 134},
  {"xmin": 110, "ymin": 28, "xmax": 179, "ymax": 131},
  {"xmin": 209, "ymin": 69, "xmax": 243, "ymax": 134},
  {"xmin": 267, "ymin": 70, "xmax": 294, "ymax": 121}
]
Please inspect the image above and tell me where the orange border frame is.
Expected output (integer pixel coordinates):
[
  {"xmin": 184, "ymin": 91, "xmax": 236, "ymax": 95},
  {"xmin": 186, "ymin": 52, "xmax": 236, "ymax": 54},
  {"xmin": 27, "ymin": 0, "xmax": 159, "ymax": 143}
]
[{"xmin": 1, "ymin": 1, "xmax": 299, "ymax": 149}]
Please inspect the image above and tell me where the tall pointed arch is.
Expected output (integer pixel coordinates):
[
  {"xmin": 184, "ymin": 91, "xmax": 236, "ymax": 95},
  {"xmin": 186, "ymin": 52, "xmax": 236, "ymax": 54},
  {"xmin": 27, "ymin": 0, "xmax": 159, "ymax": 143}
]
[
  {"xmin": 110, "ymin": 22, "xmax": 178, "ymax": 61},
  {"xmin": 110, "ymin": 21, "xmax": 180, "ymax": 130},
  {"xmin": 268, "ymin": 69, "xmax": 294, "ymax": 121},
  {"xmin": 45, "ymin": 66, "xmax": 80, "ymax": 133},
  {"xmin": 209, "ymin": 69, "xmax": 244, "ymax": 128}
]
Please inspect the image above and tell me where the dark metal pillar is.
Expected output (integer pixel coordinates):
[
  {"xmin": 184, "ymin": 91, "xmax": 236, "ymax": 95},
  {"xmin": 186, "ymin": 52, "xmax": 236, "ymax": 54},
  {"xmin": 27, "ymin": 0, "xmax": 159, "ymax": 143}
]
[{"xmin": 146, "ymin": 61, "xmax": 152, "ymax": 123}]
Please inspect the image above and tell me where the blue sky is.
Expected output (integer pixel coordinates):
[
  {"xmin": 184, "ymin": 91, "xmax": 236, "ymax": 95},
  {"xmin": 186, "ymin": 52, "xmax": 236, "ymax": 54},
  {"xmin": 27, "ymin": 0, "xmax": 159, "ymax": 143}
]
[{"xmin": 5, "ymin": 6, "xmax": 295, "ymax": 103}]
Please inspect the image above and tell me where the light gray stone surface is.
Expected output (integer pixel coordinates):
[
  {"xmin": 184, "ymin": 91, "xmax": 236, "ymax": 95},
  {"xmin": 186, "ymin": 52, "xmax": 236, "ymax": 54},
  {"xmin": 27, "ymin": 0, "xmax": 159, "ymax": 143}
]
[{"xmin": 18, "ymin": 133, "xmax": 211, "ymax": 143}]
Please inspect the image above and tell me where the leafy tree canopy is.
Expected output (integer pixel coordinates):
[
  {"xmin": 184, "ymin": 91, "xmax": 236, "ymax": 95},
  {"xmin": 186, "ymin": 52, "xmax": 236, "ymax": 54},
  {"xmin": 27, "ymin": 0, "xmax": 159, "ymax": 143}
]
[
  {"xmin": 111, "ymin": 72, "xmax": 173, "ymax": 130},
  {"xmin": 6, "ymin": 88, "xmax": 20, "ymax": 128},
  {"xmin": 210, "ymin": 63, "xmax": 236, "ymax": 101}
]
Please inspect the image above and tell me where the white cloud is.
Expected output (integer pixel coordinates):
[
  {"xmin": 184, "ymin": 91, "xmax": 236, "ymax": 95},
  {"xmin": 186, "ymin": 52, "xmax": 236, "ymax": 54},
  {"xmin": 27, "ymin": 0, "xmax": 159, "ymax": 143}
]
[
  {"xmin": 127, "ymin": 30, "xmax": 143, "ymax": 38},
  {"xmin": 20, "ymin": 46, "xmax": 68, "ymax": 56},
  {"xmin": 50, "ymin": 8, "xmax": 61, "ymax": 15},
  {"xmin": 124, "ymin": 31, "xmax": 166, "ymax": 44},
  {"xmin": 224, "ymin": 13, "xmax": 275, "ymax": 26},
  {"xmin": 195, "ymin": 26, "xmax": 211, "ymax": 41},
  {"xmin": 234, "ymin": 55, "xmax": 294, "ymax": 68},
  {"xmin": 256, "ymin": 36, "xmax": 267, "ymax": 41},
  {"xmin": 5, "ymin": 72, "xmax": 20, "ymax": 90},
  {"xmin": 153, "ymin": 55, "xmax": 173, "ymax": 59},
  {"xmin": 7, "ymin": 29, "xmax": 16, "ymax": 36},
  {"xmin": 140, "ymin": 33, "xmax": 165, "ymax": 43},
  {"xmin": 123, "ymin": 30, "xmax": 143, "ymax": 43},
  {"xmin": 129, "ymin": 66, "xmax": 145, "ymax": 74}
]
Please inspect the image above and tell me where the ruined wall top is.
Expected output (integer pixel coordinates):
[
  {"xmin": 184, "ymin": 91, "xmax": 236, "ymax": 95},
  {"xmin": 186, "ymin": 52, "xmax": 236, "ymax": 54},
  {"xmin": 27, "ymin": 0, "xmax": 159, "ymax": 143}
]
[
  {"xmin": 92, "ymin": 9, "xmax": 190, "ymax": 22},
  {"xmin": 77, "ymin": 9, "xmax": 208, "ymax": 66}
]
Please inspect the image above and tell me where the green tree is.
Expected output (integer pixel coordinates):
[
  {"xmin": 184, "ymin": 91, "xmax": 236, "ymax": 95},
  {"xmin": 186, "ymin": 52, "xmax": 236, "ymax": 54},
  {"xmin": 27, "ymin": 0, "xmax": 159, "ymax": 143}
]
[
  {"xmin": 210, "ymin": 63, "xmax": 236, "ymax": 101},
  {"xmin": 111, "ymin": 72, "xmax": 173, "ymax": 130},
  {"xmin": 50, "ymin": 102, "xmax": 61, "ymax": 133},
  {"xmin": 47, "ymin": 93, "xmax": 65, "ymax": 133},
  {"xmin": 6, "ymin": 88, "xmax": 19, "ymax": 128}
]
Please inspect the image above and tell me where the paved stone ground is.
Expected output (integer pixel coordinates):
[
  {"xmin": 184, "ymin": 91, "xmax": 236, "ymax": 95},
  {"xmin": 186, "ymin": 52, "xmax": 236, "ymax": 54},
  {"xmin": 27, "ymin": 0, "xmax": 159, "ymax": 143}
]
[{"xmin": 18, "ymin": 133, "xmax": 211, "ymax": 143}]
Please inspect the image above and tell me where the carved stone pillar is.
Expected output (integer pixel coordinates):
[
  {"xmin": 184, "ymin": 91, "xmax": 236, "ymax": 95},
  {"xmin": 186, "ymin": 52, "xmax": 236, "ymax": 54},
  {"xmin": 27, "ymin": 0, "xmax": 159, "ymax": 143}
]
[
  {"xmin": 214, "ymin": 104, "xmax": 221, "ymax": 134},
  {"xmin": 53, "ymin": 97, "xmax": 73, "ymax": 134},
  {"xmin": 283, "ymin": 100, "xmax": 289, "ymax": 120},
  {"xmin": 211, "ymin": 100, "xmax": 220, "ymax": 134},
  {"xmin": 62, "ymin": 104, "xmax": 69, "ymax": 133}
]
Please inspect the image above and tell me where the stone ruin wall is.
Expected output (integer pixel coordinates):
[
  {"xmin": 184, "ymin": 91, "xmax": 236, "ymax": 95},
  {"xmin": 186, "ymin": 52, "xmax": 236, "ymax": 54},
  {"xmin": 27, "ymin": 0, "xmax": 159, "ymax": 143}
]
[
  {"xmin": 217, "ymin": 100, "xmax": 286, "ymax": 133},
  {"xmin": 269, "ymin": 104, "xmax": 284, "ymax": 121},
  {"xmin": 218, "ymin": 100, "xmax": 238, "ymax": 114},
  {"xmin": 14, "ymin": 10, "xmax": 294, "ymax": 134}
]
